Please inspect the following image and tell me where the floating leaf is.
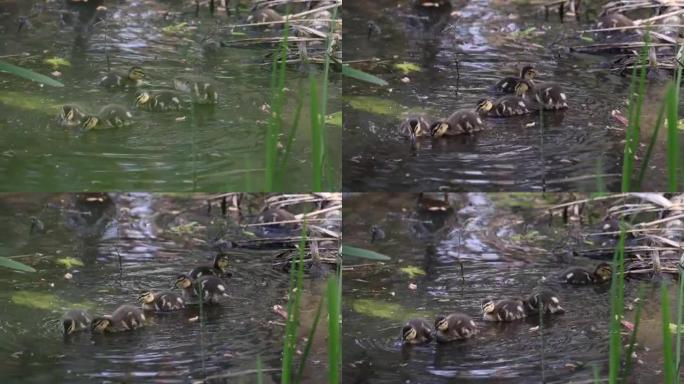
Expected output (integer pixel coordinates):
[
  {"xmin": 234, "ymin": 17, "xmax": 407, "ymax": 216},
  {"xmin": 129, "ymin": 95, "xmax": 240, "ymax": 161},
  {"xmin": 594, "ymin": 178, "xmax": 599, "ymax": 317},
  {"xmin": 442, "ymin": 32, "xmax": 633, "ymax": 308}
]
[
  {"xmin": 669, "ymin": 323, "xmax": 684, "ymax": 334},
  {"xmin": 352, "ymin": 299, "xmax": 428, "ymax": 320},
  {"xmin": 342, "ymin": 65, "xmax": 388, "ymax": 86},
  {"xmin": 325, "ymin": 111, "xmax": 342, "ymax": 127},
  {"xmin": 11, "ymin": 291, "xmax": 61, "ymax": 310},
  {"xmin": 342, "ymin": 245, "xmax": 390, "ymax": 261},
  {"xmin": 162, "ymin": 22, "xmax": 189, "ymax": 35},
  {"xmin": 168, "ymin": 221, "xmax": 201, "ymax": 235},
  {"xmin": 56, "ymin": 257, "xmax": 84, "ymax": 269},
  {"xmin": 579, "ymin": 34, "xmax": 594, "ymax": 43},
  {"xmin": 0, "ymin": 60, "xmax": 64, "ymax": 87},
  {"xmin": 0, "ymin": 256, "xmax": 36, "ymax": 272},
  {"xmin": 394, "ymin": 62, "xmax": 421, "ymax": 74},
  {"xmin": 344, "ymin": 96, "xmax": 404, "ymax": 117},
  {"xmin": 400, "ymin": 266, "xmax": 426, "ymax": 278},
  {"xmin": 44, "ymin": 57, "xmax": 71, "ymax": 70}
]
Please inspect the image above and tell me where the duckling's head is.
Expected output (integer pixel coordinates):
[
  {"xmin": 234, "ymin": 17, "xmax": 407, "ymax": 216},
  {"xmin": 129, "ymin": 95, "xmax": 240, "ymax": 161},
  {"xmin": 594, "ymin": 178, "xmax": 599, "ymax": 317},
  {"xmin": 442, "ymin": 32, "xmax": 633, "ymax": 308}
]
[
  {"xmin": 82, "ymin": 116, "xmax": 99, "ymax": 130},
  {"xmin": 128, "ymin": 66, "xmax": 145, "ymax": 81},
  {"xmin": 214, "ymin": 253, "xmax": 230, "ymax": 273},
  {"xmin": 514, "ymin": 80, "xmax": 532, "ymax": 97},
  {"xmin": 481, "ymin": 299, "xmax": 496, "ymax": 314},
  {"xmin": 430, "ymin": 121, "xmax": 449, "ymax": 138},
  {"xmin": 63, "ymin": 318, "xmax": 75, "ymax": 336},
  {"xmin": 91, "ymin": 317, "xmax": 111, "ymax": 333},
  {"xmin": 476, "ymin": 99, "xmax": 494, "ymax": 115},
  {"xmin": 594, "ymin": 262, "xmax": 613, "ymax": 282},
  {"xmin": 434, "ymin": 315, "xmax": 449, "ymax": 332},
  {"xmin": 175, "ymin": 274, "xmax": 193, "ymax": 289},
  {"xmin": 137, "ymin": 291, "xmax": 155, "ymax": 304},
  {"xmin": 173, "ymin": 77, "xmax": 193, "ymax": 93},
  {"xmin": 402, "ymin": 324, "xmax": 417, "ymax": 342},
  {"xmin": 135, "ymin": 91, "xmax": 151, "ymax": 106},
  {"xmin": 521, "ymin": 66, "xmax": 538, "ymax": 80},
  {"xmin": 61, "ymin": 105, "xmax": 76, "ymax": 122}
]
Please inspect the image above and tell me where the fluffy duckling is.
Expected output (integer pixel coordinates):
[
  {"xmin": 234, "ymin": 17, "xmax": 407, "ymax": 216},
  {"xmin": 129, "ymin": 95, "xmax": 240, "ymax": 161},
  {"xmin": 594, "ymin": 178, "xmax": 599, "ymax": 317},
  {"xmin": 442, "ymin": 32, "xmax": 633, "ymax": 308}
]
[
  {"xmin": 91, "ymin": 304, "xmax": 146, "ymax": 333},
  {"xmin": 175, "ymin": 274, "xmax": 198, "ymax": 299},
  {"xmin": 561, "ymin": 262, "xmax": 612, "ymax": 285},
  {"xmin": 62, "ymin": 309, "xmax": 91, "ymax": 336},
  {"xmin": 195, "ymin": 275, "xmax": 229, "ymax": 305},
  {"xmin": 173, "ymin": 75, "xmax": 218, "ymax": 104},
  {"xmin": 430, "ymin": 110, "xmax": 486, "ymax": 137},
  {"xmin": 99, "ymin": 66, "xmax": 144, "ymax": 89},
  {"xmin": 135, "ymin": 90, "xmax": 184, "ymax": 112},
  {"xmin": 435, "ymin": 313, "xmax": 478, "ymax": 342},
  {"xmin": 515, "ymin": 79, "xmax": 568, "ymax": 111},
  {"xmin": 493, "ymin": 65, "xmax": 538, "ymax": 94},
  {"xmin": 401, "ymin": 318, "xmax": 433, "ymax": 344},
  {"xmin": 524, "ymin": 289, "xmax": 565, "ymax": 316},
  {"xmin": 189, "ymin": 253, "xmax": 231, "ymax": 279},
  {"xmin": 137, "ymin": 291, "xmax": 185, "ymax": 312},
  {"xmin": 82, "ymin": 105, "xmax": 133, "ymax": 130},
  {"xmin": 476, "ymin": 97, "xmax": 530, "ymax": 117},
  {"xmin": 58, "ymin": 105, "xmax": 89, "ymax": 127},
  {"xmin": 400, "ymin": 115, "xmax": 434, "ymax": 144},
  {"xmin": 482, "ymin": 298, "xmax": 527, "ymax": 322}
]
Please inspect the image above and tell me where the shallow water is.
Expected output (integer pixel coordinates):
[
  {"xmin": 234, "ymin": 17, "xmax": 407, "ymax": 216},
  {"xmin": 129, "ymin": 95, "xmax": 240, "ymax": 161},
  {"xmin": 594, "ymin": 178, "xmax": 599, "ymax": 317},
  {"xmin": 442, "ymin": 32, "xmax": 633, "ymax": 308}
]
[
  {"xmin": 342, "ymin": 0, "xmax": 683, "ymax": 192},
  {"xmin": 0, "ymin": 0, "xmax": 340, "ymax": 191},
  {"xmin": 0, "ymin": 193, "xmax": 328, "ymax": 383},
  {"xmin": 342, "ymin": 193, "xmax": 658, "ymax": 383}
]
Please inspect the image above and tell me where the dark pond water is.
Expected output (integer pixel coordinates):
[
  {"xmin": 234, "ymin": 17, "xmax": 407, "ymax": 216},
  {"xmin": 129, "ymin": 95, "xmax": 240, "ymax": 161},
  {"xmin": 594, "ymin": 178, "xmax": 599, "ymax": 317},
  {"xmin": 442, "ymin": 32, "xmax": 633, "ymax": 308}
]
[
  {"xmin": 341, "ymin": 193, "xmax": 666, "ymax": 383},
  {"xmin": 342, "ymin": 0, "xmax": 683, "ymax": 192},
  {"xmin": 0, "ymin": 193, "xmax": 329, "ymax": 383},
  {"xmin": 0, "ymin": 0, "xmax": 340, "ymax": 191}
]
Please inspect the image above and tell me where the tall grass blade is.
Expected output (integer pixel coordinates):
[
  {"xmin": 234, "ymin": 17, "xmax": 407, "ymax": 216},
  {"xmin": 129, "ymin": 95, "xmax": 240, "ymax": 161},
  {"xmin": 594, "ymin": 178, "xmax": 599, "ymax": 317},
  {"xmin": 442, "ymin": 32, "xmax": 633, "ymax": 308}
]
[
  {"xmin": 0, "ymin": 60, "xmax": 64, "ymax": 87},
  {"xmin": 342, "ymin": 65, "xmax": 388, "ymax": 86},
  {"xmin": 310, "ymin": 75, "xmax": 323, "ymax": 190},
  {"xmin": 622, "ymin": 285, "xmax": 645, "ymax": 380},
  {"xmin": 0, "ymin": 256, "xmax": 36, "ymax": 272},
  {"xmin": 295, "ymin": 294, "xmax": 324, "ymax": 383},
  {"xmin": 281, "ymin": 221, "xmax": 306, "ymax": 384},
  {"xmin": 676, "ymin": 266, "xmax": 684, "ymax": 383},
  {"xmin": 327, "ymin": 274, "xmax": 341, "ymax": 384},
  {"xmin": 342, "ymin": 245, "xmax": 390, "ymax": 261},
  {"xmin": 662, "ymin": 283, "xmax": 675, "ymax": 384},
  {"xmin": 256, "ymin": 355, "xmax": 263, "ymax": 384},
  {"xmin": 635, "ymin": 98, "xmax": 666, "ymax": 190},
  {"xmin": 608, "ymin": 225, "xmax": 626, "ymax": 384},
  {"xmin": 665, "ymin": 83, "xmax": 679, "ymax": 191}
]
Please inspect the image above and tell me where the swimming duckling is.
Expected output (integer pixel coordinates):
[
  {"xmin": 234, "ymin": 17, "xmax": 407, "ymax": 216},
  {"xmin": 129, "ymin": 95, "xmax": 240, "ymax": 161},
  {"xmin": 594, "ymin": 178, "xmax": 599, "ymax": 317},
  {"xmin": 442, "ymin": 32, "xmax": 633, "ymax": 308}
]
[
  {"xmin": 82, "ymin": 105, "xmax": 133, "ymax": 130},
  {"xmin": 175, "ymin": 274, "xmax": 197, "ymax": 299},
  {"xmin": 476, "ymin": 97, "xmax": 530, "ymax": 117},
  {"xmin": 515, "ymin": 79, "xmax": 568, "ymax": 111},
  {"xmin": 524, "ymin": 289, "xmax": 565, "ymax": 316},
  {"xmin": 137, "ymin": 291, "xmax": 185, "ymax": 312},
  {"xmin": 58, "ymin": 105, "xmax": 89, "ymax": 127},
  {"xmin": 189, "ymin": 253, "xmax": 231, "ymax": 279},
  {"xmin": 173, "ymin": 75, "xmax": 218, "ymax": 104},
  {"xmin": 99, "ymin": 66, "xmax": 144, "ymax": 89},
  {"xmin": 135, "ymin": 90, "xmax": 184, "ymax": 112},
  {"xmin": 91, "ymin": 304, "xmax": 146, "ymax": 333},
  {"xmin": 430, "ymin": 110, "xmax": 486, "ymax": 137},
  {"xmin": 435, "ymin": 313, "xmax": 478, "ymax": 342},
  {"xmin": 195, "ymin": 275, "xmax": 229, "ymax": 305},
  {"xmin": 401, "ymin": 318, "xmax": 433, "ymax": 344},
  {"xmin": 493, "ymin": 65, "xmax": 538, "ymax": 94},
  {"xmin": 482, "ymin": 298, "xmax": 527, "ymax": 322},
  {"xmin": 400, "ymin": 115, "xmax": 433, "ymax": 144},
  {"xmin": 561, "ymin": 262, "xmax": 612, "ymax": 285},
  {"xmin": 62, "ymin": 309, "xmax": 91, "ymax": 335}
]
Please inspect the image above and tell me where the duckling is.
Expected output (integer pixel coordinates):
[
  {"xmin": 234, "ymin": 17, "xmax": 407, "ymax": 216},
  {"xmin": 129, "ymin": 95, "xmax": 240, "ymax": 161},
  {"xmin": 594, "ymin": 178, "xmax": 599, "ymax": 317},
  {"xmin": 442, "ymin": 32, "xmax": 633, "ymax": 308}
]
[
  {"xmin": 173, "ymin": 75, "xmax": 218, "ymax": 104},
  {"xmin": 135, "ymin": 90, "xmax": 184, "ymax": 112},
  {"xmin": 399, "ymin": 115, "xmax": 433, "ymax": 144},
  {"xmin": 249, "ymin": 7, "xmax": 284, "ymax": 23},
  {"xmin": 58, "ymin": 104, "xmax": 89, "ymax": 127},
  {"xmin": 137, "ymin": 291, "xmax": 185, "ymax": 312},
  {"xmin": 175, "ymin": 274, "xmax": 197, "ymax": 299},
  {"xmin": 476, "ymin": 97, "xmax": 530, "ymax": 117},
  {"xmin": 195, "ymin": 275, "xmax": 229, "ymax": 305},
  {"xmin": 515, "ymin": 79, "xmax": 568, "ymax": 111},
  {"xmin": 98, "ymin": 66, "xmax": 144, "ymax": 89},
  {"xmin": 524, "ymin": 289, "xmax": 565, "ymax": 316},
  {"xmin": 596, "ymin": 12, "xmax": 634, "ymax": 29},
  {"xmin": 401, "ymin": 318, "xmax": 433, "ymax": 344},
  {"xmin": 430, "ymin": 110, "xmax": 486, "ymax": 137},
  {"xmin": 91, "ymin": 304, "xmax": 146, "ymax": 333},
  {"xmin": 435, "ymin": 313, "xmax": 478, "ymax": 342},
  {"xmin": 482, "ymin": 298, "xmax": 527, "ymax": 322},
  {"xmin": 189, "ymin": 253, "xmax": 231, "ymax": 279},
  {"xmin": 561, "ymin": 262, "xmax": 612, "ymax": 285},
  {"xmin": 62, "ymin": 309, "xmax": 91, "ymax": 336},
  {"xmin": 82, "ymin": 105, "xmax": 133, "ymax": 130},
  {"xmin": 493, "ymin": 65, "xmax": 538, "ymax": 94}
]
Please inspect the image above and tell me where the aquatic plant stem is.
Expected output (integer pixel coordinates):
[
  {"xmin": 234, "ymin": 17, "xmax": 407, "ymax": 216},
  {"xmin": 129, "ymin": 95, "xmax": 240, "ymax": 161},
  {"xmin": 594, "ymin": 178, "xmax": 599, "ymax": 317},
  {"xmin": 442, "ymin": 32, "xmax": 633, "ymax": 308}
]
[
  {"xmin": 608, "ymin": 225, "xmax": 626, "ymax": 384},
  {"xmin": 256, "ymin": 355, "xmax": 263, "ymax": 384},
  {"xmin": 622, "ymin": 285, "xmax": 645, "ymax": 380},
  {"xmin": 295, "ymin": 294, "xmax": 324, "ymax": 383},
  {"xmin": 281, "ymin": 220, "xmax": 306, "ymax": 384},
  {"xmin": 327, "ymin": 272, "xmax": 341, "ymax": 384},
  {"xmin": 675, "ymin": 263, "xmax": 684, "ymax": 381},
  {"xmin": 662, "ymin": 283, "xmax": 675, "ymax": 383}
]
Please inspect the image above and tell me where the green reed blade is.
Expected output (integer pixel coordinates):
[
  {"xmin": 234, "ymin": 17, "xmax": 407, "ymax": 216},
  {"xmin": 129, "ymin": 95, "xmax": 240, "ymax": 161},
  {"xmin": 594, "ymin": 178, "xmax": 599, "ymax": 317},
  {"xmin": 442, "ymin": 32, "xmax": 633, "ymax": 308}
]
[
  {"xmin": 665, "ymin": 83, "xmax": 679, "ymax": 191},
  {"xmin": 675, "ymin": 261, "xmax": 684, "ymax": 382},
  {"xmin": 608, "ymin": 225, "xmax": 626, "ymax": 384},
  {"xmin": 327, "ymin": 274, "xmax": 341, "ymax": 384},
  {"xmin": 636, "ymin": 97, "xmax": 666, "ymax": 190},
  {"xmin": 310, "ymin": 75, "xmax": 323, "ymax": 190},
  {"xmin": 295, "ymin": 294, "xmax": 324, "ymax": 383},
  {"xmin": 342, "ymin": 65, "xmax": 388, "ymax": 86},
  {"xmin": 662, "ymin": 283, "xmax": 675, "ymax": 384},
  {"xmin": 622, "ymin": 285, "xmax": 645, "ymax": 380},
  {"xmin": 0, "ymin": 256, "xmax": 36, "ymax": 272},
  {"xmin": 0, "ymin": 60, "xmax": 64, "ymax": 87}
]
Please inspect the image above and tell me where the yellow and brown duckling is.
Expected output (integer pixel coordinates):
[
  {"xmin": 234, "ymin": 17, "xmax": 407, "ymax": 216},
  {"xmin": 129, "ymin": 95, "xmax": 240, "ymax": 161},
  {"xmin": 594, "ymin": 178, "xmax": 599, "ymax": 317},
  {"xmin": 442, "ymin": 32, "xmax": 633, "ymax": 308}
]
[
  {"xmin": 137, "ymin": 291, "xmax": 185, "ymax": 312},
  {"xmin": 476, "ymin": 97, "xmax": 530, "ymax": 117},
  {"xmin": 430, "ymin": 110, "xmax": 486, "ymax": 137},
  {"xmin": 401, "ymin": 318, "xmax": 433, "ymax": 344},
  {"xmin": 195, "ymin": 275, "xmax": 229, "ymax": 305},
  {"xmin": 91, "ymin": 304, "xmax": 146, "ymax": 333},
  {"xmin": 435, "ymin": 313, "xmax": 478, "ymax": 342},
  {"xmin": 62, "ymin": 309, "xmax": 91, "ymax": 336},
  {"xmin": 523, "ymin": 289, "xmax": 565, "ymax": 316},
  {"xmin": 482, "ymin": 298, "xmax": 527, "ymax": 322},
  {"xmin": 493, "ymin": 65, "xmax": 538, "ymax": 94},
  {"xmin": 188, "ymin": 253, "xmax": 231, "ymax": 279},
  {"xmin": 515, "ymin": 79, "xmax": 568, "ymax": 111},
  {"xmin": 175, "ymin": 274, "xmax": 198, "ymax": 299},
  {"xmin": 561, "ymin": 262, "xmax": 612, "ymax": 285},
  {"xmin": 173, "ymin": 75, "xmax": 218, "ymax": 105},
  {"xmin": 400, "ymin": 115, "xmax": 434, "ymax": 144},
  {"xmin": 58, "ymin": 105, "xmax": 89, "ymax": 127},
  {"xmin": 98, "ymin": 66, "xmax": 145, "ymax": 89},
  {"xmin": 135, "ymin": 90, "xmax": 184, "ymax": 112},
  {"xmin": 82, "ymin": 105, "xmax": 134, "ymax": 130}
]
